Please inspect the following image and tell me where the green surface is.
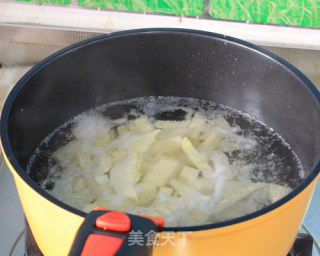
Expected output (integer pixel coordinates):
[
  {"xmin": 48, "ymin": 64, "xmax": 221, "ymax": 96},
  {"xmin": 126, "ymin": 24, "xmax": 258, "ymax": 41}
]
[
  {"xmin": 210, "ymin": 0, "xmax": 320, "ymax": 27},
  {"xmin": 78, "ymin": 0, "xmax": 204, "ymax": 16},
  {"xmin": 14, "ymin": 0, "xmax": 71, "ymax": 4}
]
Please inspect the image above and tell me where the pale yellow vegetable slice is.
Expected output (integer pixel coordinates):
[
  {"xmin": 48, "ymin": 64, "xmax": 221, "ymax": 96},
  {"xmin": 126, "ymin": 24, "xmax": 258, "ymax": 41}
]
[
  {"xmin": 178, "ymin": 166, "xmax": 200, "ymax": 186},
  {"xmin": 197, "ymin": 129, "xmax": 223, "ymax": 152},
  {"xmin": 93, "ymin": 155, "xmax": 113, "ymax": 176},
  {"xmin": 268, "ymin": 183, "xmax": 292, "ymax": 203},
  {"xmin": 188, "ymin": 112, "xmax": 208, "ymax": 130},
  {"xmin": 92, "ymin": 128, "xmax": 117, "ymax": 147},
  {"xmin": 181, "ymin": 137, "xmax": 213, "ymax": 172},
  {"xmin": 209, "ymin": 151, "xmax": 231, "ymax": 175},
  {"xmin": 214, "ymin": 115, "xmax": 231, "ymax": 129},
  {"xmin": 71, "ymin": 176, "xmax": 87, "ymax": 192},
  {"xmin": 150, "ymin": 197, "xmax": 177, "ymax": 216},
  {"xmin": 94, "ymin": 174, "xmax": 109, "ymax": 185},
  {"xmin": 109, "ymin": 153, "xmax": 142, "ymax": 200},
  {"xmin": 168, "ymin": 179, "xmax": 214, "ymax": 223},
  {"xmin": 53, "ymin": 139, "xmax": 81, "ymax": 166},
  {"xmin": 158, "ymin": 127, "xmax": 188, "ymax": 137},
  {"xmin": 135, "ymin": 181, "xmax": 157, "ymax": 205},
  {"xmin": 56, "ymin": 141, "xmax": 97, "ymax": 170},
  {"xmin": 184, "ymin": 131, "xmax": 203, "ymax": 145},
  {"xmin": 132, "ymin": 116, "xmax": 154, "ymax": 133},
  {"xmin": 159, "ymin": 187, "xmax": 173, "ymax": 196},
  {"xmin": 148, "ymin": 136, "xmax": 182, "ymax": 154},
  {"xmin": 185, "ymin": 114, "xmax": 208, "ymax": 142},
  {"xmin": 143, "ymin": 157, "xmax": 179, "ymax": 187},
  {"xmin": 121, "ymin": 199, "xmax": 136, "ymax": 209},
  {"xmin": 212, "ymin": 182, "xmax": 265, "ymax": 215},
  {"xmin": 198, "ymin": 130, "xmax": 213, "ymax": 141},
  {"xmin": 110, "ymin": 148, "xmax": 128, "ymax": 162},
  {"xmin": 74, "ymin": 188, "xmax": 96, "ymax": 203},
  {"xmin": 169, "ymin": 179, "xmax": 191, "ymax": 196},
  {"xmin": 140, "ymin": 159, "xmax": 154, "ymax": 175},
  {"xmin": 193, "ymin": 177, "xmax": 214, "ymax": 195},
  {"xmin": 116, "ymin": 124, "xmax": 129, "ymax": 136},
  {"xmin": 219, "ymin": 140, "xmax": 241, "ymax": 152},
  {"xmin": 130, "ymin": 129, "xmax": 160, "ymax": 153},
  {"xmin": 73, "ymin": 150, "xmax": 94, "ymax": 169}
]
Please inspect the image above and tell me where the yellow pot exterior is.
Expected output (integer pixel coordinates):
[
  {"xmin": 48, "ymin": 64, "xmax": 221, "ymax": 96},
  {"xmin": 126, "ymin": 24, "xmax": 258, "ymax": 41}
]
[{"xmin": 2, "ymin": 143, "xmax": 319, "ymax": 256}]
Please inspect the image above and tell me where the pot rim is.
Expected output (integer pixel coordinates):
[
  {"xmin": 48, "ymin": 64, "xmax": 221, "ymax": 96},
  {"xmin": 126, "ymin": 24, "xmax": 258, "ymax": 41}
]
[{"xmin": 1, "ymin": 28, "xmax": 320, "ymax": 232}]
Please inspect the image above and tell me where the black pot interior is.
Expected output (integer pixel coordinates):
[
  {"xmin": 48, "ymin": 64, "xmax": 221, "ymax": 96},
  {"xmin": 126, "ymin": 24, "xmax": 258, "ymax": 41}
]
[{"xmin": 3, "ymin": 29, "xmax": 320, "ymax": 214}]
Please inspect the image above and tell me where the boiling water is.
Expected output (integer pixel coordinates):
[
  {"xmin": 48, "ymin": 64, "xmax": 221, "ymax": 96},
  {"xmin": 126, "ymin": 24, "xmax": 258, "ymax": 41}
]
[{"xmin": 27, "ymin": 96, "xmax": 304, "ymax": 226}]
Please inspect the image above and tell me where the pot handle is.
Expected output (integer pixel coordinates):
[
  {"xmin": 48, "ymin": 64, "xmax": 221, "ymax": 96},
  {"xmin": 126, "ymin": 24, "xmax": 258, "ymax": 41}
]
[{"xmin": 69, "ymin": 207, "xmax": 164, "ymax": 256}]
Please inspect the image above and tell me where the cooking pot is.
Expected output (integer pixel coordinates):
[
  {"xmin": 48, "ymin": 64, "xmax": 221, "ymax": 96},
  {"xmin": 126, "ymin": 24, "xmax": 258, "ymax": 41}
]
[{"xmin": 1, "ymin": 28, "xmax": 320, "ymax": 256}]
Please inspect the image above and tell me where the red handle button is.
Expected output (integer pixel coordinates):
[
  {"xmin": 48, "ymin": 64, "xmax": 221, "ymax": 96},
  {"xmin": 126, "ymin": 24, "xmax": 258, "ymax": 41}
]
[{"xmin": 96, "ymin": 211, "xmax": 131, "ymax": 232}]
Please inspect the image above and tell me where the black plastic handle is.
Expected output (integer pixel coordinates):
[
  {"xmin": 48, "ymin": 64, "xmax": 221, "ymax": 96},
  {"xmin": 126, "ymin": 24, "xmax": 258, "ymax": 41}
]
[{"xmin": 69, "ymin": 210, "xmax": 161, "ymax": 256}]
